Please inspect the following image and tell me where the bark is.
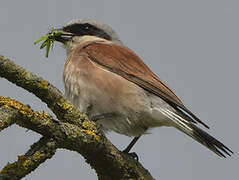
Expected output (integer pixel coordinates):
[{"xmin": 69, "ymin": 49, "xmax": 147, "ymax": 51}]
[{"xmin": 0, "ymin": 56, "xmax": 155, "ymax": 180}]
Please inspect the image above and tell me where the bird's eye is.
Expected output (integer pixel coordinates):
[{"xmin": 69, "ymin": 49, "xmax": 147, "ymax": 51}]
[{"xmin": 83, "ymin": 23, "xmax": 93, "ymax": 31}]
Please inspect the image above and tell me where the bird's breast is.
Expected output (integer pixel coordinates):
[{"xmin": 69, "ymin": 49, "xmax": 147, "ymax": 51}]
[{"xmin": 63, "ymin": 53, "xmax": 170, "ymax": 136}]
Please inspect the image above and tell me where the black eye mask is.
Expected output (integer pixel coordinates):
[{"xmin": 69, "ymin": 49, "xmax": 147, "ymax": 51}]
[{"xmin": 63, "ymin": 23, "xmax": 112, "ymax": 41}]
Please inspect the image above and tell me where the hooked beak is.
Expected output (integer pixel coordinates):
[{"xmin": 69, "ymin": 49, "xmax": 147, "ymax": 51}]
[{"xmin": 51, "ymin": 28, "xmax": 74, "ymax": 43}]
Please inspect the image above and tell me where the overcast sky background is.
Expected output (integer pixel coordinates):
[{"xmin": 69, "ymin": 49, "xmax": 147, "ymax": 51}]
[{"xmin": 0, "ymin": 0, "xmax": 238, "ymax": 179}]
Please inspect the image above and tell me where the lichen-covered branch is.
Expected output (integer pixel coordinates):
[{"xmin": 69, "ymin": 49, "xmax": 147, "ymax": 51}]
[
  {"xmin": 0, "ymin": 55, "xmax": 84, "ymax": 126},
  {"xmin": 0, "ymin": 107, "xmax": 15, "ymax": 132},
  {"xmin": 0, "ymin": 55, "xmax": 155, "ymax": 179},
  {"xmin": 0, "ymin": 95, "xmax": 154, "ymax": 180},
  {"xmin": 0, "ymin": 137, "xmax": 57, "ymax": 180}
]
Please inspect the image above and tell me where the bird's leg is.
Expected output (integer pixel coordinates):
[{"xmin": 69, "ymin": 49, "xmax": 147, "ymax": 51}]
[
  {"xmin": 91, "ymin": 113, "xmax": 115, "ymax": 122},
  {"xmin": 86, "ymin": 104, "xmax": 93, "ymax": 117},
  {"xmin": 123, "ymin": 136, "xmax": 141, "ymax": 160},
  {"xmin": 91, "ymin": 113, "xmax": 116, "ymax": 134},
  {"xmin": 87, "ymin": 105, "xmax": 113, "ymax": 121},
  {"xmin": 123, "ymin": 136, "xmax": 141, "ymax": 153}
]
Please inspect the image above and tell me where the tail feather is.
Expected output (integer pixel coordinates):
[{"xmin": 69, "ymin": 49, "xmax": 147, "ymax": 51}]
[{"xmin": 160, "ymin": 108, "xmax": 233, "ymax": 157}]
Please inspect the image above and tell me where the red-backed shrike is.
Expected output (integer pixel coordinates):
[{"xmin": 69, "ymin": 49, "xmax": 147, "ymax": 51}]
[{"xmin": 54, "ymin": 19, "xmax": 232, "ymax": 157}]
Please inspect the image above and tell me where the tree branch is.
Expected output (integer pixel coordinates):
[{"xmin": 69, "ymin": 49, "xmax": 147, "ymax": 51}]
[
  {"xmin": 0, "ymin": 137, "xmax": 57, "ymax": 179},
  {"xmin": 0, "ymin": 55, "xmax": 155, "ymax": 179},
  {"xmin": 0, "ymin": 55, "xmax": 84, "ymax": 126},
  {"xmin": 0, "ymin": 107, "xmax": 15, "ymax": 132},
  {"xmin": 0, "ymin": 97, "xmax": 154, "ymax": 179}
]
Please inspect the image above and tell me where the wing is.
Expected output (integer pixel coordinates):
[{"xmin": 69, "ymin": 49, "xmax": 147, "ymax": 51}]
[{"xmin": 78, "ymin": 41, "xmax": 209, "ymax": 128}]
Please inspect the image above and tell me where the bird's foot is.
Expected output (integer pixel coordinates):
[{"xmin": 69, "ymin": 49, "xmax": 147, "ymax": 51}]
[{"xmin": 122, "ymin": 150, "xmax": 139, "ymax": 161}]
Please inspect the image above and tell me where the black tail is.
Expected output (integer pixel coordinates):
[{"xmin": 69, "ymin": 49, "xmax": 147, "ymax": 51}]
[
  {"xmin": 179, "ymin": 122, "xmax": 233, "ymax": 157},
  {"xmin": 160, "ymin": 108, "xmax": 233, "ymax": 157}
]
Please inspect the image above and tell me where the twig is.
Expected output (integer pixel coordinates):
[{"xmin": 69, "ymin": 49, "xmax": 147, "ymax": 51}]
[
  {"xmin": 0, "ymin": 55, "xmax": 84, "ymax": 126},
  {"xmin": 0, "ymin": 137, "xmax": 57, "ymax": 180}
]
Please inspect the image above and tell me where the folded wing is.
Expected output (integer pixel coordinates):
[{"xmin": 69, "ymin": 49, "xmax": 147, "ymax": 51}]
[
  {"xmin": 71, "ymin": 41, "xmax": 233, "ymax": 157},
  {"xmin": 81, "ymin": 41, "xmax": 209, "ymax": 128}
]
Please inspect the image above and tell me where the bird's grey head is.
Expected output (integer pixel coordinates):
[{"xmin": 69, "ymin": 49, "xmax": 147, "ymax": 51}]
[{"xmin": 55, "ymin": 19, "xmax": 122, "ymax": 52}]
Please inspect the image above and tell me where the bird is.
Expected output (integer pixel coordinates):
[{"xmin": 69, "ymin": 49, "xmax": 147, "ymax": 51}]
[{"xmin": 53, "ymin": 19, "xmax": 233, "ymax": 158}]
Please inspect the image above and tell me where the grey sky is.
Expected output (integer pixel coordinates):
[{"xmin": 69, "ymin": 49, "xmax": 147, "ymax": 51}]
[{"xmin": 0, "ymin": 0, "xmax": 238, "ymax": 179}]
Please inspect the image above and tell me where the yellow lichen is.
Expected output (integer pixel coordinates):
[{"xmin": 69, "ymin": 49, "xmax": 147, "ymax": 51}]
[
  {"xmin": 39, "ymin": 111, "xmax": 49, "ymax": 119},
  {"xmin": 22, "ymin": 159, "xmax": 30, "ymax": 169},
  {"xmin": 2, "ymin": 104, "xmax": 10, "ymax": 110},
  {"xmin": 0, "ymin": 162, "xmax": 18, "ymax": 175},
  {"xmin": 83, "ymin": 120, "xmax": 97, "ymax": 130},
  {"xmin": 0, "ymin": 155, "xmax": 32, "ymax": 176},
  {"xmin": 39, "ymin": 80, "xmax": 49, "ymax": 89},
  {"xmin": 18, "ymin": 155, "xmax": 30, "ymax": 170},
  {"xmin": 33, "ymin": 151, "xmax": 42, "ymax": 161},
  {"xmin": 82, "ymin": 121, "xmax": 91, "ymax": 129},
  {"xmin": 0, "ymin": 96, "xmax": 35, "ymax": 118},
  {"xmin": 82, "ymin": 120, "xmax": 100, "ymax": 141},
  {"xmin": 61, "ymin": 102, "xmax": 71, "ymax": 110},
  {"xmin": 85, "ymin": 129, "xmax": 100, "ymax": 142},
  {"xmin": 19, "ymin": 105, "xmax": 34, "ymax": 118}
]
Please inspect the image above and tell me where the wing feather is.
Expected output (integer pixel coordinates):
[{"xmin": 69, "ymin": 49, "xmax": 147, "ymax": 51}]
[{"xmin": 77, "ymin": 41, "xmax": 209, "ymax": 128}]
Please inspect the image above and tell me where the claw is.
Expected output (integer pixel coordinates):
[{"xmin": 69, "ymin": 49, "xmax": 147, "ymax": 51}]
[{"xmin": 122, "ymin": 151, "xmax": 139, "ymax": 161}]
